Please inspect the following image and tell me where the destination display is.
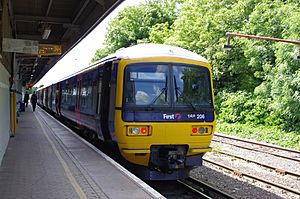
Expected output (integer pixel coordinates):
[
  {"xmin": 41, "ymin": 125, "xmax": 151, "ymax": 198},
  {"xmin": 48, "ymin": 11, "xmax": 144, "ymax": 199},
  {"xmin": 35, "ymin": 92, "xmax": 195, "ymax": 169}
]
[{"xmin": 122, "ymin": 111, "xmax": 214, "ymax": 122}]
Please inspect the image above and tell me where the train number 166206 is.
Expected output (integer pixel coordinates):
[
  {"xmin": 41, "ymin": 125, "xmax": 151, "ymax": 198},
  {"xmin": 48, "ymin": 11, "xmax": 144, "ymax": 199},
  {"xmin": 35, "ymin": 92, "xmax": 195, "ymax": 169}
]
[{"xmin": 187, "ymin": 114, "xmax": 205, "ymax": 120}]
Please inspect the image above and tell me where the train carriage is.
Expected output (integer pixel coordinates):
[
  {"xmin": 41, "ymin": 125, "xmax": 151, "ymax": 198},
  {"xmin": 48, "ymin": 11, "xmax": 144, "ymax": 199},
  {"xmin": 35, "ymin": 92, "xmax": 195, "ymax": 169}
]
[{"xmin": 37, "ymin": 43, "xmax": 215, "ymax": 180}]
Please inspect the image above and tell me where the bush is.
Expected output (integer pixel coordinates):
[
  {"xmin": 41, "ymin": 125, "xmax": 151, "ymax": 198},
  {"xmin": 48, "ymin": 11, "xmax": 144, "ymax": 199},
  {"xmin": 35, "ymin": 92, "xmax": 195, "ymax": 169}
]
[{"xmin": 216, "ymin": 89, "xmax": 285, "ymax": 127}]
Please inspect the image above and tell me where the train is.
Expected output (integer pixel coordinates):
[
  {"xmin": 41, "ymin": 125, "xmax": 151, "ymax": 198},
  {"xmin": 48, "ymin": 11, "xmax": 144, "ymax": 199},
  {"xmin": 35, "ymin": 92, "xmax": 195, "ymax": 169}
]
[{"xmin": 37, "ymin": 43, "xmax": 216, "ymax": 180}]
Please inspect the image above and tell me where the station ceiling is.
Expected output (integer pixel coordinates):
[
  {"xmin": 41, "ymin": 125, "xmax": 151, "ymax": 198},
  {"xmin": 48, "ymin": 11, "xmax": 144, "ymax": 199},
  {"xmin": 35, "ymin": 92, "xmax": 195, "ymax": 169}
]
[{"xmin": 12, "ymin": 0, "xmax": 123, "ymax": 86}]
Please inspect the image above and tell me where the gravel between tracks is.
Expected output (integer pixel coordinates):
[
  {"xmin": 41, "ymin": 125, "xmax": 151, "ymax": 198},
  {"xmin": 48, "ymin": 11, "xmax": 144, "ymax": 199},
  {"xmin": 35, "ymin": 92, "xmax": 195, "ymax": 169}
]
[{"xmin": 190, "ymin": 135, "xmax": 300, "ymax": 199}]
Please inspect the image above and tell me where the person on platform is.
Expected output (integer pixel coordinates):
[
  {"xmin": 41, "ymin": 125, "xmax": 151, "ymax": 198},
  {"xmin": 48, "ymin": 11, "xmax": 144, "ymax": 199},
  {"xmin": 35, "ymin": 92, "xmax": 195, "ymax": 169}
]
[
  {"xmin": 31, "ymin": 92, "xmax": 37, "ymax": 112},
  {"xmin": 24, "ymin": 91, "xmax": 29, "ymax": 107}
]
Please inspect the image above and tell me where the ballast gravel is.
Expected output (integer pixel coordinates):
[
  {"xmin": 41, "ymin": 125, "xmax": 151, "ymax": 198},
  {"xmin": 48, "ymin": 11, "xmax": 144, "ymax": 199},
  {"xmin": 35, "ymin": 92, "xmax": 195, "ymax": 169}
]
[{"xmin": 190, "ymin": 135, "xmax": 300, "ymax": 199}]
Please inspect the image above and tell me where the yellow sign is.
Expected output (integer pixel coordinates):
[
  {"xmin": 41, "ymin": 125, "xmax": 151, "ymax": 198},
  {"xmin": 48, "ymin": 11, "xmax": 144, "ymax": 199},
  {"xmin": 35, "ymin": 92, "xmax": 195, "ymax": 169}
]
[
  {"xmin": 26, "ymin": 83, "xmax": 33, "ymax": 90},
  {"xmin": 38, "ymin": 44, "xmax": 62, "ymax": 56}
]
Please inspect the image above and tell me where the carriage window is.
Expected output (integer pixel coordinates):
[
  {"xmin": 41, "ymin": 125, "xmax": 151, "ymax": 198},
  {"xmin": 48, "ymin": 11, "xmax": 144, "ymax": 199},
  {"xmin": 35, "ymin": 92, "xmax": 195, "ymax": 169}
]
[
  {"xmin": 71, "ymin": 84, "xmax": 76, "ymax": 106},
  {"xmin": 80, "ymin": 78, "xmax": 93, "ymax": 112},
  {"xmin": 124, "ymin": 64, "xmax": 169, "ymax": 106}
]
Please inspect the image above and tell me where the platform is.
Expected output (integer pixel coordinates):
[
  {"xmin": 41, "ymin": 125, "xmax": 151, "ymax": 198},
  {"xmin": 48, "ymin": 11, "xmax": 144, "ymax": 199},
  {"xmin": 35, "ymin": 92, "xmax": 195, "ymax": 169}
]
[{"xmin": 0, "ymin": 105, "xmax": 164, "ymax": 199}]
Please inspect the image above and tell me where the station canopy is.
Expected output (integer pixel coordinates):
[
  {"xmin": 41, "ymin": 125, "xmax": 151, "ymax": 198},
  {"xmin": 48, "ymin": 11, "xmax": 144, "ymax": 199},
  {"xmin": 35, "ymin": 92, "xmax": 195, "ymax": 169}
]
[{"xmin": 11, "ymin": 0, "xmax": 123, "ymax": 86}]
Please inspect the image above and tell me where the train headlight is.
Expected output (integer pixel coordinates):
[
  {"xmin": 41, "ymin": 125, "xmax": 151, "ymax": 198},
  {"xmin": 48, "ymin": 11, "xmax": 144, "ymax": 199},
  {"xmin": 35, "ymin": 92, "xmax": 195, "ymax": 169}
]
[
  {"xmin": 191, "ymin": 126, "xmax": 212, "ymax": 136},
  {"xmin": 132, "ymin": 127, "xmax": 140, "ymax": 135},
  {"xmin": 198, "ymin": 127, "xmax": 205, "ymax": 134},
  {"xmin": 127, "ymin": 126, "xmax": 150, "ymax": 136}
]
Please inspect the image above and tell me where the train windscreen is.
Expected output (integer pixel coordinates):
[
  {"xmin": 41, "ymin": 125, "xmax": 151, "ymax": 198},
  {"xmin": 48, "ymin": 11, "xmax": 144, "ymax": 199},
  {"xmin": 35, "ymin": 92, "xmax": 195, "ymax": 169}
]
[{"xmin": 123, "ymin": 63, "xmax": 213, "ymax": 110}]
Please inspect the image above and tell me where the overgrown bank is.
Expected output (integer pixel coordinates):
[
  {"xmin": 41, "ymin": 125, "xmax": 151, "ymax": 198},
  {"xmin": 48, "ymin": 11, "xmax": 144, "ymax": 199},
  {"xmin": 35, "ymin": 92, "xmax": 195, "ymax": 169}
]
[{"xmin": 217, "ymin": 123, "xmax": 300, "ymax": 150}]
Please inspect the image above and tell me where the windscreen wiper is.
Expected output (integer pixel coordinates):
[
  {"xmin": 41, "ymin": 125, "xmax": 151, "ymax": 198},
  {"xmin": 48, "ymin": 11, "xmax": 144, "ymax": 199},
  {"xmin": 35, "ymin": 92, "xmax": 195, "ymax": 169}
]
[
  {"xmin": 149, "ymin": 76, "xmax": 168, "ymax": 106},
  {"xmin": 174, "ymin": 76, "xmax": 197, "ymax": 111},
  {"xmin": 150, "ymin": 87, "xmax": 167, "ymax": 105}
]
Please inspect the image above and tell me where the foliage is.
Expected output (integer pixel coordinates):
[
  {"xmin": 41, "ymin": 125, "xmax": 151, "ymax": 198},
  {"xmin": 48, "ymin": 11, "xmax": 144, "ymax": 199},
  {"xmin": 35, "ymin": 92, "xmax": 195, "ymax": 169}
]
[
  {"xmin": 90, "ymin": 47, "xmax": 112, "ymax": 63},
  {"xmin": 149, "ymin": 22, "xmax": 173, "ymax": 44},
  {"xmin": 91, "ymin": 0, "xmax": 179, "ymax": 61},
  {"xmin": 107, "ymin": 0, "xmax": 178, "ymax": 50},
  {"xmin": 217, "ymin": 123, "xmax": 300, "ymax": 150}
]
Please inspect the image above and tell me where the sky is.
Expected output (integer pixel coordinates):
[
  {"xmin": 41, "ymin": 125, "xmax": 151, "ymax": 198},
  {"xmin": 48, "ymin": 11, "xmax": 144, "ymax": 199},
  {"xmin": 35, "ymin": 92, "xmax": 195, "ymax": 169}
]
[{"xmin": 35, "ymin": 0, "xmax": 144, "ymax": 88}]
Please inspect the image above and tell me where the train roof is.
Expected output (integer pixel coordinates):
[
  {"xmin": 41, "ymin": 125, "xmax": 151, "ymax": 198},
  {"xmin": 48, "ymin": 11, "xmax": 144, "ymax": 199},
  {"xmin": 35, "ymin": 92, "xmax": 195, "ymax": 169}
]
[
  {"xmin": 106, "ymin": 43, "xmax": 208, "ymax": 63},
  {"xmin": 43, "ymin": 44, "xmax": 208, "ymax": 88}
]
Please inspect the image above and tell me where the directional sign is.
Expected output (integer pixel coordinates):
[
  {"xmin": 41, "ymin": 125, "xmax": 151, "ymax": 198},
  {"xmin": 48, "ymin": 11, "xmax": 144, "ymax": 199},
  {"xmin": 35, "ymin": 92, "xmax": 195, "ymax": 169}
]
[
  {"xmin": 26, "ymin": 83, "xmax": 33, "ymax": 90},
  {"xmin": 38, "ymin": 44, "xmax": 62, "ymax": 56}
]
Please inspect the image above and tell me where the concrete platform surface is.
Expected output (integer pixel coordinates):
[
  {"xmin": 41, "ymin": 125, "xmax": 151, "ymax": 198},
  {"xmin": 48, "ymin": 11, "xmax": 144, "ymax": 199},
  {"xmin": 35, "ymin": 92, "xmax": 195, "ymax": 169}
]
[{"xmin": 0, "ymin": 106, "xmax": 164, "ymax": 199}]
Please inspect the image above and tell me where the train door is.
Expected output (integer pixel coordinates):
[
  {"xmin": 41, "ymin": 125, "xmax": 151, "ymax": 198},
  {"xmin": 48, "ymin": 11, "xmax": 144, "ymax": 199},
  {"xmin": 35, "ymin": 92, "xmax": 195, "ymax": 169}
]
[
  {"xmin": 96, "ymin": 69, "xmax": 102, "ymax": 116},
  {"xmin": 100, "ymin": 62, "xmax": 113, "ymax": 141},
  {"xmin": 48, "ymin": 86, "xmax": 52, "ymax": 109},
  {"xmin": 75, "ymin": 78, "xmax": 81, "ymax": 111},
  {"xmin": 55, "ymin": 83, "xmax": 62, "ymax": 115},
  {"xmin": 41, "ymin": 89, "xmax": 44, "ymax": 106},
  {"xmin": 108, "ymin": 63, "xmax": 118, "ymax": 142},
  {"xmin": 75, "ymin": 75, "xmax": 82, "ymax": 124},
  {"xmin": 51, "ymin": 84, "xmax": 57, "ymax": 112},
  {"xmin": 44, "ymin": 88, "xmax": 48, "ymax": 108},
  {"xmin": 94, "ymin": 67, "xmax": 104, "ymax": 140}
]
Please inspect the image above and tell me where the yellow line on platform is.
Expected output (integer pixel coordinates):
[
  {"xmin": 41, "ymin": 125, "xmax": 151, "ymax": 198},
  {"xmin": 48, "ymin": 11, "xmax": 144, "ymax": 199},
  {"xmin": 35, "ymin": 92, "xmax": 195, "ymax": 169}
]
[{"xmin": 34, "ymin": 112, "xmax": 87, "ymax": 199}]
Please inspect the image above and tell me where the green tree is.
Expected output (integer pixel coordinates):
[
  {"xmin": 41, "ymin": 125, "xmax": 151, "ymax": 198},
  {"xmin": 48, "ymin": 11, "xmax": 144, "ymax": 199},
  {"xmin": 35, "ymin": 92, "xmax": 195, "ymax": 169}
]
[
  {"xmin": 105, "ymin": 0, "xmax": 178, "ymax": 51},
  {"xmin": 91, "ymin": 0, "xmax": 180, "ymax": 62},
  {"xmin": 90, "ymin": 47, "xmax": 112, "ymax": 63}
]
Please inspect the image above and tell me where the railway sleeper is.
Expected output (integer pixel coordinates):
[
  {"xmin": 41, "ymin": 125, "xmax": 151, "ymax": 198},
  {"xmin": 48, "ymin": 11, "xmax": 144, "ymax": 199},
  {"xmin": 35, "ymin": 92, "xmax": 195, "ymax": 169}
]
[{"xmin": 275, "ymin": 168, "xmax": 286, "ymax": 175}]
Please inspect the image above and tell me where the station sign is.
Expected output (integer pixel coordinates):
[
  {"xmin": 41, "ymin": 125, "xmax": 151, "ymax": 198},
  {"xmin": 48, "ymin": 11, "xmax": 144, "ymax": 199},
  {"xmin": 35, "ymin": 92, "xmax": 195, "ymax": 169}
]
[
  {"xmin": 2, "ymin": 38, "xmax": 62, "ymax": 56},
  {"xmin": 38, "ymin": 44, "xmax": 62, "ymax": 56},
  {"xmin": 2, "ymin": 38, "xmax": 39, "ymax": 54}
]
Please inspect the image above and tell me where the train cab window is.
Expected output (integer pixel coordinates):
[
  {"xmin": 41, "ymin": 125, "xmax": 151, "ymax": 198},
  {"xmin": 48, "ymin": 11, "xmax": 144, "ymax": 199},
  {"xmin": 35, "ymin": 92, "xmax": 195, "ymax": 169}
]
[
  {"xmin": 124, "ymin": 64, "xmax": 169, "ymax": 106},
  {"xmin": 123, "ymin": 63, "xmax": 213, "ymax": 111},
  {"xmin": 173, "ymin": 65, "xmax": 212, "ymax": 108}
]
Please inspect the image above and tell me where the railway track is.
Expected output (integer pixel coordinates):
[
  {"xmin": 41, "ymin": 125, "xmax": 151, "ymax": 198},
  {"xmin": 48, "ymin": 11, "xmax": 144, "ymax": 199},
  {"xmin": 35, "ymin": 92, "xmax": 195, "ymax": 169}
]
[
  {"xmin": 178, "ymin": 177, "xmax": 236, "ymax": 199},
  {"xmin": 213, "ymin": 133, "xmax": 300, "ymax": 163},
  {"xmin": 203, "ymin": 159, "xmax": 300, "ymax": 196},
  {"xmin": 213, "ymin": 150, "xmax": 300, "ymax": 178},
  {"xmin": 207, "ymin": 133, "xmax": 300, "ymax": 197},
  {"xmin": 147, "ymin": 178, "xmax": 235, "ymax": 199}
]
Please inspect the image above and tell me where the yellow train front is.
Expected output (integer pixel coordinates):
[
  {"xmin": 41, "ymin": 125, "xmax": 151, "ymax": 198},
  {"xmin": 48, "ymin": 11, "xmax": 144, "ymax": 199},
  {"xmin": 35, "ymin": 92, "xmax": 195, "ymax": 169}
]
[
  {"xmin": 113, "ymin": 44, "xmax": 215, "ymax": 180},
  {"xmin": 37, "ymin": 43, "xmax": 215, "ymax": 180}
]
